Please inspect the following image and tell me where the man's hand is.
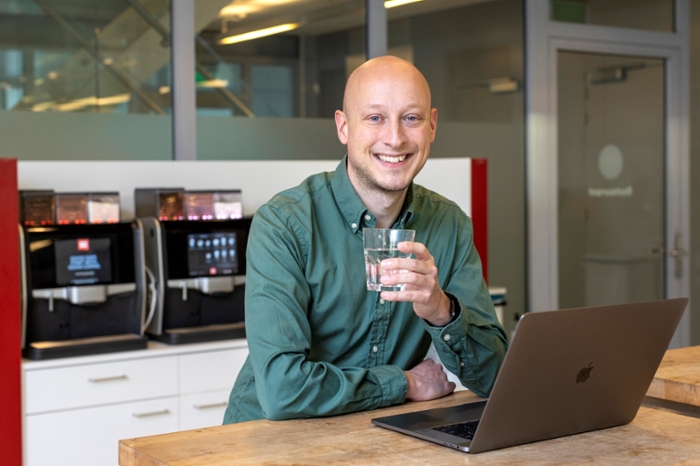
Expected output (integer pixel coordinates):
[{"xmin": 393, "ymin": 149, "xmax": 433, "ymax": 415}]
[
  {"xmin": 379, "ymin": 241, "xmax": 452, "ymax": 326},
  {"xmin": 404, "ymin": 359, "xmax": 456, "ymax": 401}
]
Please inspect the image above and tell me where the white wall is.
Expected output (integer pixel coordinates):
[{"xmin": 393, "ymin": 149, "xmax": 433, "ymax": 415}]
[{"xmin": 17, "ymin": 158, "xmax": 473, "ymax": 220}]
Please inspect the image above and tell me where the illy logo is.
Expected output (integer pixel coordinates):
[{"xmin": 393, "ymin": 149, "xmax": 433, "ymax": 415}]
[
  {"xmin": 77, "ymin": 238, "xmax": 90, "ymax": 251},
  {"xmin": 576, "ymin": 363, "xmax": 594, "ymax": 384}
]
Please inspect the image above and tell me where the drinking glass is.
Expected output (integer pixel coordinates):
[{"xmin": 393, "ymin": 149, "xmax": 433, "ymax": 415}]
[{"xmin": 363, "ymin": 228, "xmax": 415, "ymax": 292}]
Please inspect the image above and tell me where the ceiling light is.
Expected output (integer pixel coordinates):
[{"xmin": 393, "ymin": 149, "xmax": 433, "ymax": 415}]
[
  {"xmin": 197, "ymin": 79, "xmax": 229, "ymax": 88},
  {"xmin": 32, "ymin": 94, "xmax": 130, "ymax": 112},
  {"xmin": 219, "ymin": 5, "xmax": 257, "ymax": 18},
  {"xmin": 219, "ymin": 23, "xmax": 300, "ymax": 45},
  {"xmin": 384, "ymin": 0, "xmax": 423, "ymax": 8}
]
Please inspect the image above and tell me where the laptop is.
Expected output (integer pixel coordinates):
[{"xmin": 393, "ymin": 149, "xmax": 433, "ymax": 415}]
[{"xmin": 372, "ymin": 298, "xmax": 688, "ymax": 453}]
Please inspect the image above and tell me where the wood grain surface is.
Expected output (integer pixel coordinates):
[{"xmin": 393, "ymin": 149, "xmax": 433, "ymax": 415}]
[
  {"xmin": 119, "ymin": 390, "xmax": 700, "ymax": 466},
  {"xmin": 647, "ymin": 345, "xmax": 700, "ymax": 407}
]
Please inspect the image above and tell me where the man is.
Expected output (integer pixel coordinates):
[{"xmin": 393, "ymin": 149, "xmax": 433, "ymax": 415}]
[{"xmin": 223, "ymin": 56, "xmax": 507, "ymax": 424}]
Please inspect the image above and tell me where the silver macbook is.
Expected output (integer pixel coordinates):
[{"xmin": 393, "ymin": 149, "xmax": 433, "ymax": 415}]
[{"xmin": 372, "ymin": 298, "xmax": 688, "ymax": 453}]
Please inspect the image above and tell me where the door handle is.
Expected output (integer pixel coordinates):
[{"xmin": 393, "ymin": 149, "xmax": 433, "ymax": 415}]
[{"xmin": 668, "ymin": 232, "xmax": 688, "ymax": 278}]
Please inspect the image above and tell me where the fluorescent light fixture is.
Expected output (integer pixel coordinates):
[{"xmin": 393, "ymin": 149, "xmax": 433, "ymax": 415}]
[
  {"xmin": 32, "ymin": 94, "xmax": 130, "ymax": 112},
  {"xmin": 384, "ymin": 0, "xmax": 423, "ymax": 8},
  {"xmin": 488, "ymin": 78, "xmax": 520, "ymax": 94},
  {"xmin": 219, "ymin": 23, "xmax": 300, "ymax": 45},
  {"xmin": 197, "ymin": 79, "xmax": 229, "ymax": 88},
  {"xmin": 219, "ymin": 5, "xmax": 257, "ymax": 17}
]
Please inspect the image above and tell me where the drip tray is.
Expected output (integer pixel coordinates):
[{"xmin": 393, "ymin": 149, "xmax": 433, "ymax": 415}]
[
  {"xmin": 153, "ymin": 322, "xmax": 246, "ymax": 345},
  {"xmin": 23, "ymin": 334, "xmax": 148, "ymax": 360}
]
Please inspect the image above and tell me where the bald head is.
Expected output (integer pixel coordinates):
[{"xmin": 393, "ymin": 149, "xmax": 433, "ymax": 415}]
[
  {"xmin": 334, "ymin": 55, "xmax": 437, "ymax": 215},
  {"xmin": 342, "ymin": 56, "xmax": 432, "ymax": 116}
]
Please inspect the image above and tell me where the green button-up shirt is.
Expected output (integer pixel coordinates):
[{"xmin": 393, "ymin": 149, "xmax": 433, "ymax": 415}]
[{"xmin": 223, "ymin": 157, "xmax": 507, "ymax": 423}]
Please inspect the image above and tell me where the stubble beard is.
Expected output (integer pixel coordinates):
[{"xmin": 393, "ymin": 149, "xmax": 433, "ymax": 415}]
[{"xmin": 349, "ymin": 156, "xmax": 413, "ymax": 198}]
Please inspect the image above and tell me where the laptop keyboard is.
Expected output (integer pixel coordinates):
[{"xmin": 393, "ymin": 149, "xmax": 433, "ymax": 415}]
[{"xmin": 432, "ymin": 420, "xmax": 480, "ymax": 440}]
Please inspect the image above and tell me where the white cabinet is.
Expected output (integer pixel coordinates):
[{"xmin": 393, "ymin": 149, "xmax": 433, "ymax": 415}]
[
  {"xmin": 178, "ymin": 347, "xmax": 247, "ymax": 431},
  {"xmin": 25, "ymin": 356, "xmax": 178, "ymax": 414},
  {"xmin": 22, "ymin": 339, "xmax": 248, "ymax": 466},
  {"xmin": 179, "ymin": 389, "xmax": 231, "ymax": 431},
  {"xmin": 26, "ymin": 397, "xmax": 179, "ymax": 466}
]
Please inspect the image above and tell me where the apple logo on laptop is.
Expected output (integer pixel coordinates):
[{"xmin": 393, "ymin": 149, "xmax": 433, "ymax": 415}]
[{"xmin": 576, "ymin": 363, "xmax": 594, "ymax": 384}]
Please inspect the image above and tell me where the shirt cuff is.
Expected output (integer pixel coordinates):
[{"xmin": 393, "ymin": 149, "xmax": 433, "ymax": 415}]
[
  {"xmin": 371, "ymin": 365, "xmax": 409, "ymax": 405},
  {"xmin": 423, "ymin": 293, "xmax": 468, "ymax": 343}
]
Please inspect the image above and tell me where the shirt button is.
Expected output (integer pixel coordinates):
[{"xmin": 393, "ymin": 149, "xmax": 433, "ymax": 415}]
[
  {"xmin": 351, "ymin": 222, "xmax": 357, "ymax": 229},
  {"xmin": 380, "ymin": 299, "xmax": 385, "ymax": 305},
  {"xmin": 373, "ymin": 346, "xmax": 379, "ymax": 353},
  {"xmin": 460, "ymin": 362, "xmax": 465, "ymax": 367},
  {"xmin": 364, "ymin": 214, "xmax": 371, "ymax": 221},
  {"xmin": 444, "ymin": 334, "xmax": 451, "ymax": 341}
]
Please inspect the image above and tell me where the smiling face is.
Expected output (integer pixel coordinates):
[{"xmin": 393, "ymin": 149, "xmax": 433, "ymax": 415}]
[{"xmin": 335, "ymin": 57, "xmax": 437, "ymax": 200}]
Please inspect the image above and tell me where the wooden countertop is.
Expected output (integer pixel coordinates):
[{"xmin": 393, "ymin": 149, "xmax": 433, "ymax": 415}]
[
  {"xmin": 647, "ymin": 345, "xmax": 700, "ymax": 407},
  {"xmin": 119, "ymin": 390, "xmax": 700, "ymax": 466}
]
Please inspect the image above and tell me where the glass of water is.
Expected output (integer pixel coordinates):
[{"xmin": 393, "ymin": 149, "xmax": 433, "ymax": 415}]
[{"xmin": 363, "ymin": 228, "xmax": 416, "ymax": 292}]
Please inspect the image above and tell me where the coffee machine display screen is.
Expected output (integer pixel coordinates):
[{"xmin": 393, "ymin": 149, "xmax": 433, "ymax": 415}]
[
  {"xmin": 55, "ymin": 238, "xmax": 113, "ymax": 286},
  {"xmin": 187, "ymin": 232, "xmax": 239, "ymax": 277}
]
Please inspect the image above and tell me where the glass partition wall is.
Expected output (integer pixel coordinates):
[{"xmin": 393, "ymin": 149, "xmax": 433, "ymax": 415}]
[
  {"xmin": 0, "ymin": 0, "xmax": 172, "ymax": 114},
  {"xmin": 0, "ymin": 0, "xmax": 173, "ymax": 159}
]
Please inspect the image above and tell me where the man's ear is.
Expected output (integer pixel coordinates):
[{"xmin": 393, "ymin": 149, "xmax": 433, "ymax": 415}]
[
  {"xmin": 429, "ymin": 108, "xmax": 438, "ymax": 142},
  {"xmin": 335, "ymin": 110, "xmax": 349, "ymax": 145}
]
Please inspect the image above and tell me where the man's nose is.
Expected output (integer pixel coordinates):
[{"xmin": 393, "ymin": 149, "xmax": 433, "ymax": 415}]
[{"xmin": 382, "ymin": 119, "xmax": 408, "ymax": 148}]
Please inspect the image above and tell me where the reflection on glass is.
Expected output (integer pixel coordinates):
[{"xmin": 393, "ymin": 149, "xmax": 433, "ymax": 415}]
[
  {"xmin": 193, "ymin": 0, "xmax": 525, "ymax": 121},
  {"xmin": 557, "ymin": 51, "xmax": 665, "ymax": 309},
  {"xmin": 0, "ymin": 0, "xmax": 172, "ymax": 113},
  {"xmin": 195, "ymin": 0, "xmax": 366, "ymax": 118},
  {"xmin": 550, "ymin": 0, "xmax": 674, "ymax": 32},
  {"xmin": 387, "ymin": 0, "xmax": 523, "ymax": 123}
]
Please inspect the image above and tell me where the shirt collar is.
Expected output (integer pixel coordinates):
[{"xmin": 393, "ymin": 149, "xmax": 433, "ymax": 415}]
[{"xmin": 330, "ymin": 155, "xmax": 415, "ymax": 233}]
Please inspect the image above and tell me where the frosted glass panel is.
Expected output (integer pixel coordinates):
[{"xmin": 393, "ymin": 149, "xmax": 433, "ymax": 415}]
[
  {"xmin": 0, "ymin": 111, "xmax": 171, "ymax": 160},
  {"xmin": 557, "ymin": 51, "xmax": 665, "ymax": 308}
]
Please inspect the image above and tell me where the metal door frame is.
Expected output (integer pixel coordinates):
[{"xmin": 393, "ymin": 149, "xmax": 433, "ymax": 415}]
[{"xmin": 525, "ymin": 0, "xmax": 691, "ymax": 346}]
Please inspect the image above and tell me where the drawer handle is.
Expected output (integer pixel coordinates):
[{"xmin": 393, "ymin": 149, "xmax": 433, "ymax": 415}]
[
  {"xmin": 87, "ymin": 375, "xmax": 128, "ymax": 383},
  {"xmin": 193, "ymin": 402, "xmax": 228, "ymax": 410},
  {"xmin": 132, "ymin": 409, "xmax": 171, "ymax": 418}
]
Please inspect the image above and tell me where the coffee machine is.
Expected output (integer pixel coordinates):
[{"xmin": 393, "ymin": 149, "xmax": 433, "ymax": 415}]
[
  {"xmin": 136, "ymin": 188, "xmax": 251, "ymax": 344},
  {"xmin": 21, "ymin": 223, "xmax": 148, "ymax": 360},
  {"xmin": 20, "ymin": 191, "xmax": 148, "ymax": 360}
]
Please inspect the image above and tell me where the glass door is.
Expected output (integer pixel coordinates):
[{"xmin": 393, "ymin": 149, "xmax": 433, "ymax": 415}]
[{"xmin": 557, "ymin": 51, "xmax": 665, "ymax": 308}]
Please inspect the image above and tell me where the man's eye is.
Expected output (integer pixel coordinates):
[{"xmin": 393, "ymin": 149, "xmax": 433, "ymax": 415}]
[
  {"xmin": 369, "ymin": 115, "xmax": 381, "ymax": 122},
  {"xmin": 405, "ymin": 115, "xmax": 419, "ymax": 122}
]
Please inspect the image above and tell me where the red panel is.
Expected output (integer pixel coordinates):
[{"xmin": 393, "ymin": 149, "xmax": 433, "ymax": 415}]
[
  {"xmin": 470, "ymin": 159, "xmax": 488, "ymax": 284},
  {"xmin": 0, "ymin": 159, "xmax": 22, "ymax": 466}
]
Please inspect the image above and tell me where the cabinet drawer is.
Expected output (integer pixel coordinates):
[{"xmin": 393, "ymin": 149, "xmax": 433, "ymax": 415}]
[
  {"xmin": 179, "ymin": 389, "xmax": 230, "ymax": 431},
  {"xmin": 179, "ymin": 347, "xmax": 247, "ymax": 394},
  {"xmin": 25, "ymin": 356, "xmax": 178, "ymax": 414},
  {"xmin": 25, "ymin": 396, "xmax": 178, "ymax": 466}
]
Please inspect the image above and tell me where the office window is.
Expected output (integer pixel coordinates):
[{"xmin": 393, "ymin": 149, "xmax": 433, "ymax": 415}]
[
  {"xmin": 0, "ymin": 0, "xmax": 173, "ymax": 160},
  {"xmin": 0, "ymin": 0, "xmax": 172, "ymax": 114},
  {"xmin": 250, "ymin": 64, "xmax": 294, "ymax": 117},
  {"xmin": 194, "ymin": 0, "xmax": 365, "ymax": 118}
]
